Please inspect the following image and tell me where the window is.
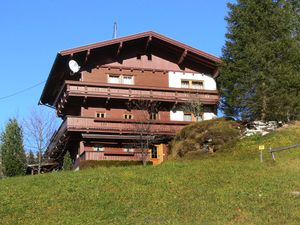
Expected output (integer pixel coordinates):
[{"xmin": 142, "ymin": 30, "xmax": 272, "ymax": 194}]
[
  {"xmin": 124, "ymin": 114, "xmax": 133, "ymax": 119},
  {"xmin": 149, "ymin": 112, "xmax": 158, "ymax": 120},
  {"xmin": 108, "ymin": 74, "xmax": 134, "ymax": 85},
  {"xmin": 108, "ymin": 75, "xmax": 121, "ymax": 84},
  {"xmin": 183, "ymin": 113, "xmax": 193, "ymax": 122},
  {"xmin": 123, "ymin": 145, "xmax": 134, "ymax": 153},
  {"xmin": 181, "ymin": 80, "xmax": 204, "ymax": 89},
  {"xmin": 192, "ymin": 81, "xmax": 204, "ymax": 90},
  {"xmin": 93, "ymin": 144, "xmax": 104, "ymax": 152},
  {"xmin": 181, "ymin": 80, "xmax": 189, "ymax": 88},
  {"xmin": 96, "ymin": 112, "xmax": 106, "ymax": 118},
  {"xmin": 151, "ymin": 146, "xmax": 158, "ymax": 158},
  {"xmin": 123, "ymin": 76, "xmax": 133, "ymax": 85}
]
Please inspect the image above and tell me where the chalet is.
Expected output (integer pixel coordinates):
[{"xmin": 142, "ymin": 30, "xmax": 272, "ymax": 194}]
[{"xmin": 40, "ymin": 31, "xmax": 220, "ymax": 169}]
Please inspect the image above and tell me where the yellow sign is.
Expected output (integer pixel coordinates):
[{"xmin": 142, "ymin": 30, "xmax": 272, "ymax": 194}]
[{"xmin": 259, "ymin": 145, "xmax": 265, "ymax": 150}]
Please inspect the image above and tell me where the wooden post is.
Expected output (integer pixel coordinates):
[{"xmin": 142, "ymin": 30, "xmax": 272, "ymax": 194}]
[{"xmin": 271, "ymin": 152, "xmax": 276, "ymax": 161}]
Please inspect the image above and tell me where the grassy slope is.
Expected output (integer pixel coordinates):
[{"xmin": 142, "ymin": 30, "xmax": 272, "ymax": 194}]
[{"xmin": 1, "ymin": 124, "xmax": 300, "ymax": 225}]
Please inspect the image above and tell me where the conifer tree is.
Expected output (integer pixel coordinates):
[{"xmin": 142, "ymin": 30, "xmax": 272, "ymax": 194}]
[
  {"xmin": 63, "ymin": 151, "xmax": 72, "ymax": 171},
  {"xmin": 219, "ymin": 0, "xmax": 300, "ymax": 121},
  {"xmin": 27, "ymin": 150, "xmax": 36, "ymax": 165},
  {"xmin": 1, "ymin": 118, "xmax": 26, "ymax": 177}
]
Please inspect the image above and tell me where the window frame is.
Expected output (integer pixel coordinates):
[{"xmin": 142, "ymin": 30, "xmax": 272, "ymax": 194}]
[
  {"xmin": 107, "ymin": 74, "xmax": 134, "ymax": 85},
  {"xmin": 149, "ymin": 112, "xmax": 159, "ymax": 120},
  {"xmin": 123, "ymin": 114, "xmax": 134, "ymax": 120},
  {"xmin": 183, "ymin": 112, "xmax": 193, "ymax": 122},
  {"xmin": 181, "ymin": 79, "xmax": 204, "ymax": 89},
  {"xmin": 96, "ymin": 112, "xmax": 106, "ymax": 118},
  {"xmin": 93, "ymin": 144, "xmax": 104, "ymax": 152}
]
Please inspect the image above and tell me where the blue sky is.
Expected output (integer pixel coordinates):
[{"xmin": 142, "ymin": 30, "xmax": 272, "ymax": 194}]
[{"xmin": 0, "ymin": 0, "xmax": 233, "ymax": 129}]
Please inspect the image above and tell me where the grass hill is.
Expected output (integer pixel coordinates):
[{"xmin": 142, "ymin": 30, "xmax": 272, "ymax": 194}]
[{"xmin": 0, "ymin": 122, "xmax": 300, "ymax": 225}]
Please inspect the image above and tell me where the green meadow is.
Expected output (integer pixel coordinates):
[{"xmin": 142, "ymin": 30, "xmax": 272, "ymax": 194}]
[{"xmin": 1, "ymin": 123, "xmax": 300, "ymax": 225}]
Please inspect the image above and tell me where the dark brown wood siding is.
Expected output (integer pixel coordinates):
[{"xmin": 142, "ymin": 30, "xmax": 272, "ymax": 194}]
[{"xmin": 81, "ymin": 67, "xmax": 169, "ymax": 88}]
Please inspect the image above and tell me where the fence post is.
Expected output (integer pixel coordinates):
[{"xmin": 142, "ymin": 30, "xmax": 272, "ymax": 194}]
[{"xmin": 270, "ymin": 147, "xmax": 276, "ymax": 161}]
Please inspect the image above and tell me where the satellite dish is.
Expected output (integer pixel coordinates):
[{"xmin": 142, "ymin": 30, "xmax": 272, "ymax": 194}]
[{"xmin": 68, "ymin": 60, "xmax": 80, "ymax": 74}]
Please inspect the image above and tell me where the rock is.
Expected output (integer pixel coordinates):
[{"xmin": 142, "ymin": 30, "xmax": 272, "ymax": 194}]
[
  {"xmin": 291, "ymin": 191, "xmax": 300, "ymax": 196},
  {"xmin": 243, "ymin": 120, "xmax": 281, "ymax": 137}
]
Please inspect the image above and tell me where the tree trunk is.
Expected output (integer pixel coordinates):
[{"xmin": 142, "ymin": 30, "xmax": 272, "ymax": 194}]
[{"xmin": 261, "ymin": 82, "xmax": 267, "ymax": 121}]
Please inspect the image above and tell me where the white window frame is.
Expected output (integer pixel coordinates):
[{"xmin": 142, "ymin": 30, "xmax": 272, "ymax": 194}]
[
  {"xmin": 181, "ymin": 79, "xmax": 204, "ymax": 90},
  {"xmin": 107, "ymin": 74, "xmax": 134, "ymax": 85},
  {"xmin": 93, "ymin": 144, "xmax": 104, "ymax": 152}
]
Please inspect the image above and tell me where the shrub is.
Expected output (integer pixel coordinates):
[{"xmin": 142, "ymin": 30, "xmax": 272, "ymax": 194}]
[
  {"xmin": 169, "ymin": 118, "xmax": 241, "ymax": 159},
  {"xmin": 79, "ymin": 160, "xmax": 153, "ymax": 170}
]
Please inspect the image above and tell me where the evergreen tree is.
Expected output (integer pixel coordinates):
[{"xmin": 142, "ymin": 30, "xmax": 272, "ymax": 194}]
[
  {"xmin": 26, "ymin": 150, "xmax": 36, "ymax": 165},
  {"xmin": 1, "ymin": 118, "xmax": 26, "ymax": 177},
  {"xmin": 0, "ymin": 144, "xmax": 3, "ymax": 178},
  {"xmin": 63, "ymin": 151, "xmax": 72, "ymax": 171},
  {"xmin": 219, "ymin": 0, "xmax": 300, "ymax": 121}
]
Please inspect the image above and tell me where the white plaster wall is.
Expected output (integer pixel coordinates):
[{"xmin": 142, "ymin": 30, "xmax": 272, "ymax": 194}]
[
  {"xmin": 170, "ymin": 111, "xmax": 217, "ymax": 121},
  {"xmin": 170, "ymin": 111, "xmax": 184, "ymax": 121},
  {"xmin": 203, "ymin": 112, "xmax": 217, "ymax": 120},
  {"xmin": 168, "ymin": 71, "xmax": 216, "ymax": 90}
]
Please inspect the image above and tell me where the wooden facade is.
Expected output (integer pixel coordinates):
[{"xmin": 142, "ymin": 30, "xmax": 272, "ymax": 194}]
[{"xmin": 40, "ymin": 31, "xmax": 220, "ymax": 169}]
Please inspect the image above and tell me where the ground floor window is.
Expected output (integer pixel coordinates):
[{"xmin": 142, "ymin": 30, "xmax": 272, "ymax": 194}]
[
  {"xmin": 123, "ymin": 145, "xmax": 134, "ymax": 153},
  {"xmin": 151, "ymin": 146, "xmax": 158, "ymax": 158},
  {"xmin": 93, "ymin": 144, "xmax": 104, "ymax": 151}
]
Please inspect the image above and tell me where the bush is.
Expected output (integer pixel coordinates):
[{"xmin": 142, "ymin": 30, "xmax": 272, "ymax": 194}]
[
  {"xmin": 169, "ymin": 118, "xmax": 241, "ymax": 159},
  {"xmin": 79, "ymin": 160, "xmax": 153, "ymax": 170}
]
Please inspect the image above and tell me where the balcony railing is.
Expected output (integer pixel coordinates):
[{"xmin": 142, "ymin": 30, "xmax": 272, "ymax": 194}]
[
  {"xmin": 55, "ymin": 80, "xmax": 219, "ymax": 108},
  {"xmin": 80, "ymin": 150, "xmax": 145, "ymax": 161},
  {"xmin": 66, "ymin": 116, "xmax": 188, "ymax": 135},
  {"xmin": 47, "ymin": 116, "xmax": 190, "ymax": 155}
]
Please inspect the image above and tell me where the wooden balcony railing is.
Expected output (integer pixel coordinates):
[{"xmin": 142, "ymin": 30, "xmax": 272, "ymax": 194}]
[
  {"xmin": 66, "ymin": 116, "xmax": 188, "ymax": 135},
  {"xmin": 55, "ymin": 80, "xmax": 219, "ymax": 108},
  {"xmin": 80, "ymin": 150, "xmax": 145, "ymax": 161},
  {"xmin": 47, "ymin": 116, "xmax": 189, "ymax": 154}
]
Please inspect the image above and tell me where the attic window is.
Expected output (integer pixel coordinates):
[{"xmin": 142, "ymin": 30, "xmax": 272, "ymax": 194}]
[
  {"xmin": 137, "ymin": 55, "xmax": 141, "ymax": 60},
  {"xmin": 147, "ymin": 54, "xmax": 152, "ymax": 61},
  {"xmin": 108, "ymin": 74, "xmax": 134, "ymax": 85}
]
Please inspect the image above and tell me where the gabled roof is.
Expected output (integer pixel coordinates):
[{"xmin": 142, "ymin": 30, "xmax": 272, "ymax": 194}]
[{"xmin": 40, "ymin": 31, "xmax": 220, "ymax": 106}]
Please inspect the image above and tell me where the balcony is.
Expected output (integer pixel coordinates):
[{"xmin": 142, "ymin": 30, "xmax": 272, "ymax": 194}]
[
  {"xmin": 66, "ymin": 116, "xmax": 189, "ymax": 135},
  {"xmin": 55, "ymin": 80, "xmax": 219, "ymax": 111},
  {"xmin": 79, "ymin": 151, "xmax": 145, "ymax": 161}
]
